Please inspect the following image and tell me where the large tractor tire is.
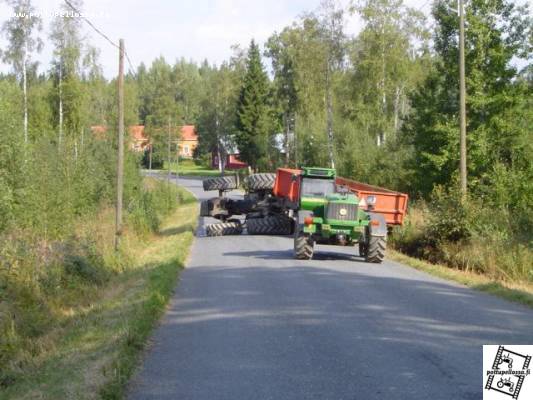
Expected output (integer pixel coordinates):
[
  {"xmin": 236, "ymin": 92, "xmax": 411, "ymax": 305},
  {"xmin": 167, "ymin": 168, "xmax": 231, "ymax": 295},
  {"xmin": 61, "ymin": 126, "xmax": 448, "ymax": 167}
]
[
  {"xmin": 202, "ymin": 176, "xmax": 237, "ymax": 191},
  {"xmin": 205, "ymin": 221, "xmax": 243, "ymax": 236},
  {"xmin": 365, "ymin": 236, "xmax": 386, "ymax": 263},
  {"xmin": 246, "ymin": 215, "xmax": 292, "ymax": 235},
  {"xmin": 245, "ymin": 173, "xmax": 276, "ymax": 192},
  {"xmin": 294, "ymin": 231, "xmax": 314, "ymax": 260}
]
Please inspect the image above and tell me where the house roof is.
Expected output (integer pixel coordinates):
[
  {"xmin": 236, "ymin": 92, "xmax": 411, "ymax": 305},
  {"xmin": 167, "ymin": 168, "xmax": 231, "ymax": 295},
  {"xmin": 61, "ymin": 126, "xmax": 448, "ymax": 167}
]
[
  {"xmin": 180, "ymin": 125, "xmax": 198, "ymax": 141},
  {"xmin": 129, "ymin": 125, "xmax": 149, "ymax": 141},
  {"xmin": 91, "ymin": 124, "xmax": 196, "ymax": 142},
  {"xmin": 91, "ymin": 125, "xmax": 107, "ymax": 140}
]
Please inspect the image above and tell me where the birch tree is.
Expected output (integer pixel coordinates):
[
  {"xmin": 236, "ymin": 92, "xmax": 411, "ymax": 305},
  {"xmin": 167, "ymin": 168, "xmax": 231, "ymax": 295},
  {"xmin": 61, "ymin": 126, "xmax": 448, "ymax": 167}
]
[
  {"xmin": 1, "ymin": 0, "xmax": 42, "ymax": 143},
  {"xmin": 316, "ymin": 0, "xmax": 346, "ymax": 168},
  {"xmin": 49, "ymin": 0, "xmax": 84, "ymax": 149}
]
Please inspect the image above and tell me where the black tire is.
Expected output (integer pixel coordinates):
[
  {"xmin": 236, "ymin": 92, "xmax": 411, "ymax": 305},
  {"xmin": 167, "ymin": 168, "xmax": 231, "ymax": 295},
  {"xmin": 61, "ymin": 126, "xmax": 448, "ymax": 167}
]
[
  {"xmin": 365, "ymin": 236, "xmax": 386, "ymax": 263},
  {"xmin": 294, "ymin": 231, "xmax": 314, "ymax": 260},
  {"xmin": 203, "ymin": 176, "xmax": 237, "ymax": 191},
  {"xmin": 205, "ymin": 221, "xmax": 242, "ymax": 236},
  {"xmin": 358, "ymin": 240, "xmax": 367, "ymax": 257},
  {"xmin": 200, "ymin": 199, "xmax": 210, "ymax": 217},
  {"xmin": 245, "ymin": 173, "xmax": 276, "ymax": 192},
  {"xmin": 246, "ymin": 215, "xmax": 292, "ymax": 235}
]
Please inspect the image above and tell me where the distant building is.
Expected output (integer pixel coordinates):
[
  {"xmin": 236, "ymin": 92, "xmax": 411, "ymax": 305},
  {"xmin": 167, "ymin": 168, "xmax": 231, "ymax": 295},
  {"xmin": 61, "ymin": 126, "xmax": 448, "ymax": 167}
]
[
  {"xmin": 90, "ymin": 124, "xmax": 198, "ymax": 156},
  {"xmin": 212, "ymin": 153, "xmax": 248, "ymax": 170},
  {"xmin": 128, "ymin": 125, "xmax": 150, "ymax": 152},
  {"xmin": 91, "ymin": 125, "xmax": 107, "ymax": 140},
  {"xmin": 177, "ymin": 125, "xmax": 198, "ymax": 158}
]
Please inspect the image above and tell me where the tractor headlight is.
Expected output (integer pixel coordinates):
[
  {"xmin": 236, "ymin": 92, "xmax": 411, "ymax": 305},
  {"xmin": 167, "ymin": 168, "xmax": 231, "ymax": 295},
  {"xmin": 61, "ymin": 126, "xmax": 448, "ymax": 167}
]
[{"xmin": 366, "ymin": 195, "xmax": 376, "ymax": 206}]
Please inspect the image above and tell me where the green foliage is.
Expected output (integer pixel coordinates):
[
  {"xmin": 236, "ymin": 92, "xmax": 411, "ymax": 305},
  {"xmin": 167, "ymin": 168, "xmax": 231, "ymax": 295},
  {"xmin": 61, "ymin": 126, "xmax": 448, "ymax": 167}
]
[
  {"xmin": 404, "ymin": 0, "xmax": 531, "ymax": 197},
  {"xmin": 0, "ymin": 178, "xmax": 183, "ymax": 387},
  {"xmin": 234, "ymin": 40, "xmax": 274, "ymax": 171}
]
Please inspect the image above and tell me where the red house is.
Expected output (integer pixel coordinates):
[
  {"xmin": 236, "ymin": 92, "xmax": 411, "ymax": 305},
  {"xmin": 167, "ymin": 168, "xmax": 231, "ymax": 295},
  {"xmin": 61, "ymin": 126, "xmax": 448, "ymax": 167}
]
[{"xmin": 212, "ymin": 153, "xmax": 248, "ymax": 170}]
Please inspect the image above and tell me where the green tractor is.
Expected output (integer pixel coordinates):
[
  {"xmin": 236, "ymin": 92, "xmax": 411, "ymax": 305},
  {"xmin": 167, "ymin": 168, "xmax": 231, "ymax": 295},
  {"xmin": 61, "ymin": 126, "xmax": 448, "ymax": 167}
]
[{"xmin": 291, "ymin": 167, "xmax": 387, "ymax": 263}]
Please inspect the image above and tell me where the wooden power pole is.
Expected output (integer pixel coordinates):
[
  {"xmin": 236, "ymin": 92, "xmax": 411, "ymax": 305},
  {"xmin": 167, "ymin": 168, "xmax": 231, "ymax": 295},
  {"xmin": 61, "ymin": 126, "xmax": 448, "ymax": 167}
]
[
  {"xmin": 115, "ymin": 39, "xmax": 125, "ymax": 251},
  {"xmin": 167, "ymin": 116, "xmax": 171, "ymax": 184},
  {"xmin": 459, "ymin": 0, "xmax": 467, "ymax": 196}
]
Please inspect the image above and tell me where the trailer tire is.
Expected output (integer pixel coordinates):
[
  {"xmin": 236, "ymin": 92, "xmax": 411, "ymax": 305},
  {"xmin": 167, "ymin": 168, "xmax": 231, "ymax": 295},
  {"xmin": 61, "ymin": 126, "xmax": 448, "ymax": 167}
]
[
  {"xmin": 246, "ymin": 215, "xmax": 292, "ymax": 235},
  {"xmin": 294, "ymin": 231, "xmax": 314, "ymax": 260},
  {"xmin": 245, "ymin": 173, "xmax": 276, "ymax": 192},
  {"xmin": 205, "ymin": 221, "xmax": 243, "ymax": 236},
  {"xmin": 365, "ymin": 236, "xmax": 386, "ymax": 263},
  {"xmin": 203, "ymin": 176, "xmax": 237, "ymax": 191}
]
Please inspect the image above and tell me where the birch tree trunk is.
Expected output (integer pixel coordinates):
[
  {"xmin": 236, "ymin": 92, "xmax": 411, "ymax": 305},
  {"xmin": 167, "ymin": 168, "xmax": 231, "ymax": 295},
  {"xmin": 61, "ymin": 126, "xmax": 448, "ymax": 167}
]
[
  {"xmin": 378, "ymin": 24, "xmax": 386, "ymax": 147},
  {"xmin": 58, "ymin": 61, "xmax": 63, "ymax": 148},
  {"xmin": 22, "ymin": 42, "xmax": 28, "ymax": 143},
  {"xmin": 216, "ymin": 114, "xmax": 223, "ymax": 174},
  {"xmin": 284, "ymin": 112, "xmax": 290, "ymax": 166},
  {"xmin": 325, "ymin": 64, "xmax": 335, "ymax": 169}
]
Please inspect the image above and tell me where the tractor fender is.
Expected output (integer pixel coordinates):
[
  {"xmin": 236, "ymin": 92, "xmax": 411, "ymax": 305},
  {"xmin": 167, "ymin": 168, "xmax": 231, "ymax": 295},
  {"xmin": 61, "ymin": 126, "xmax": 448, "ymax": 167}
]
[{"xmin": 367, "ymin": 212, "xmax": 387, "ymax": 237}]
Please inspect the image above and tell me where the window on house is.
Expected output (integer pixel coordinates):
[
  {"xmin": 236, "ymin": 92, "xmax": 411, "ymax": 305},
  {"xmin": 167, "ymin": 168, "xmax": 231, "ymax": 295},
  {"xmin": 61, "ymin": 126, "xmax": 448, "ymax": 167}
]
[{"xmin": 184, "ymin": 145, "xmax": 189, "ymax": 155}]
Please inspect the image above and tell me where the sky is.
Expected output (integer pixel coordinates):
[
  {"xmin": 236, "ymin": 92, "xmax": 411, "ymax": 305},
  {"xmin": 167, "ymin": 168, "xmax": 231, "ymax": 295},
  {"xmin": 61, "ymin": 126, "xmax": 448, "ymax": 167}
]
[{"xmin": 0, "ymin": 0, "xmax": 434, "ymax": 78}]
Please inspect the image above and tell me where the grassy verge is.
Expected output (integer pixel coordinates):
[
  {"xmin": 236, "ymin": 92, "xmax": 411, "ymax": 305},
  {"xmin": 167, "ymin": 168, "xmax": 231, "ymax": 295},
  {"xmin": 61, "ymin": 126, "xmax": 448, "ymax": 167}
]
[
  {"xmin": 388, "ymin": 250, "xmax": 533, "ymax": 308},
  {"xmin": 166, "ymin": 159, "xmax": 222, "ymax": 177},
  {"xmin": 0, "ymin": 184, "xmax": 198, "ymax": 400}
]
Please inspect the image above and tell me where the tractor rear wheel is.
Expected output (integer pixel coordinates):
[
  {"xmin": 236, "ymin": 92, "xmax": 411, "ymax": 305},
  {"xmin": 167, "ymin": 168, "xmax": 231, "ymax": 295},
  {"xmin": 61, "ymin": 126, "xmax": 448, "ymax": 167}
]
[
  {"xmin": 294, "ymin": 231, "xmax": 314, "ymax": 260},
  {"xmin": 202, "ymin": 176, "xmax": 238, "ymax": 191},
  {"xmin": 246, "ymin": 215, "xmax": 292, "ymax": 235},
  {"xmin": 205, "ymin": 221, "xmax": 243, "ymax": 236},
  {"xmin": 365, "ymin": 236, "xmax": 386, "ymax": 263},
  {"xmin": 245, "ymin": 173, "xmax": 276, "ymax": 192}
]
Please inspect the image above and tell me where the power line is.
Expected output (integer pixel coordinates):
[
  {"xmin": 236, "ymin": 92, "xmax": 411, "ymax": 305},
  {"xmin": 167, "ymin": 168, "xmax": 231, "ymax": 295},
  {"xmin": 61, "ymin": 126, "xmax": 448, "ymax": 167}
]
[
  {"xmin": 64, "ymin": 0, "xmax": 118, "ymax": 49},
  {"xmin": 63, "ymin": 0, "xmax": 136, "ymax": 74},
  {"xmin": 417, "ymin": 0, "xmax": 432, "ymax": 12}
]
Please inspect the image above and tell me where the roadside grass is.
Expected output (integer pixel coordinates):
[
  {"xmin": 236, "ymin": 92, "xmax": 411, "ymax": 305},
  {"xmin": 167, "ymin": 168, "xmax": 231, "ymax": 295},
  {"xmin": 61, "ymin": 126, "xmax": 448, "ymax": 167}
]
[
  {"xmin": 166, "ymin": 159, "xmax": 222, "ymax": 177},
  {"xmin": 0, "ymin": 186, "xmax": 198, "ymax": 400},
  {"xmin": 388, "ymin": 250, "xmax": 533, "ymax": 308}
]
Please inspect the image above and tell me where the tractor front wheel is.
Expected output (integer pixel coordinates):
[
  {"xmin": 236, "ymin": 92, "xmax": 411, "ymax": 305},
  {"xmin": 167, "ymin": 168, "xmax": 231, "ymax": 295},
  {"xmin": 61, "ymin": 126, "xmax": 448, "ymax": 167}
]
[
  {"xmin": 294, "ymin": 231, "xmax": 314, "ymax": 260},
  {"xmin": 358, "ymin": 240, "xmax": 367, "ymax": 257},
  {"xmin": 365, "ymin": 236, "xmax": 386, "ymax": 263}
]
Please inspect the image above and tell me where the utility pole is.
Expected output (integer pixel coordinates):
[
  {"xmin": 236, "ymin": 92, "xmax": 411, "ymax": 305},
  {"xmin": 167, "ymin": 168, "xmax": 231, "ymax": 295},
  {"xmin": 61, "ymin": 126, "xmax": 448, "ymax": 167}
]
[
  {"xmin": 148, "ymin": 142, "xmax": 152, "ymax": 170},
  {"xmin": 167, "ymin": 116, "xmax": 171, "ymax": 185},
  {"xmin": 175, "ymin": 120, "xmax": 179, "ymax": 185},
  {"xmin": 115, "ymin": 39, "xmax": 125, "ymax": 251},
  {"xmin": 459, "ymin": 0, "xmax": 467, "ymax": 196}
]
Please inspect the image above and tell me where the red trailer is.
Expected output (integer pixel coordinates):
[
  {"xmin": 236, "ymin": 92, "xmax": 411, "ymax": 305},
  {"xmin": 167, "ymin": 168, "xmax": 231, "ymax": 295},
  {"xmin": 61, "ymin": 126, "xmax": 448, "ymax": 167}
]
[
  {"xmin": 335, "ymin": 177, "xmax": 408, "ymax": 226},
  {"xmin": 273, "ymin": 168, "xmax": 408, "ymax": 226}
]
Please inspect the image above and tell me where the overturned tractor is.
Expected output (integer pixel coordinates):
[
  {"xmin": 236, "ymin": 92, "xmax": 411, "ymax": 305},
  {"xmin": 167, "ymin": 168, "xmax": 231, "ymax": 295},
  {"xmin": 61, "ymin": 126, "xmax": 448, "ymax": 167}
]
[
  {"xmin": 200, "ymin": 172, "xmax": 294, "ymax": 236},
  {"xmin": 200, "ymin": 167, "xmax": 408, "ymax": 263}
]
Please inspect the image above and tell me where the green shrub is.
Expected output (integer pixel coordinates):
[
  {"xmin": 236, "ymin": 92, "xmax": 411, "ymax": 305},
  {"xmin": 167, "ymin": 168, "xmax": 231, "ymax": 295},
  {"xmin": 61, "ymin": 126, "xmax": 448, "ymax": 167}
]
[
  {"xmin": 393, "ymin": 189, "xmax": 533, "ymax": 283},
  {"xmin": 0, "ymin": 175, "xmax": 181, "ymax": 387}
]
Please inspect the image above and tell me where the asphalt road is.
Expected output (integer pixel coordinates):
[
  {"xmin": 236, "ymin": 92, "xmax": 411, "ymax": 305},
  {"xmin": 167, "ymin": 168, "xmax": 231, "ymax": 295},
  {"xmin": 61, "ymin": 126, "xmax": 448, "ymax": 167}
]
[{"xmin": 128, "ymin": 177, "xmax": 533, "ymax": 400}]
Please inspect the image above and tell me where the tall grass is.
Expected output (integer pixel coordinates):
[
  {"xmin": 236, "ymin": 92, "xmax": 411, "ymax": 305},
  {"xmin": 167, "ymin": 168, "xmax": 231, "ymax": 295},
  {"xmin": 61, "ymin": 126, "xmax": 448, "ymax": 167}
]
[
  {"xmin": 0, "ymin": 179, "xmax": 181, "ymax": 388},
  {"xmin": 392, "ymin": 188, "xmax": 533, "ymax": 284}
]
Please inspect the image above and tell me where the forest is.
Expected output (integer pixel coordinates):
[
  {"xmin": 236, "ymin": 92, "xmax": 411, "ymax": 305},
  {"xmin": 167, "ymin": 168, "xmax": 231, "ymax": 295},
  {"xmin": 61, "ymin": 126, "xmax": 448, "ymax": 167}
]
[{"xmin": 0, "ymin": 0, "xmax": 531, "ymax": 393}]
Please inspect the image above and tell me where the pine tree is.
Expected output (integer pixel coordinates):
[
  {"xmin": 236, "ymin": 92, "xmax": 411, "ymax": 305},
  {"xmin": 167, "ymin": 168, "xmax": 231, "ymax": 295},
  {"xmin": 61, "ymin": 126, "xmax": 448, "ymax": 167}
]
[{"xmin": 234, "ymin": 40, "xmax": 272, "ymax": 171}]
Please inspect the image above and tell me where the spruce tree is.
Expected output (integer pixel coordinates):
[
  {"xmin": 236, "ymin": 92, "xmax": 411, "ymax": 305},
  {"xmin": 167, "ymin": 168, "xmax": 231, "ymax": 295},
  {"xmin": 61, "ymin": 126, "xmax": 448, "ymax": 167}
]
[
  {"xmin": 403, "ymin": 0, "xmax": 531, "ymax": 197},
  {"xmin": 234, "ymin": 40, "xmax": 271, "ymax": 171}
]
